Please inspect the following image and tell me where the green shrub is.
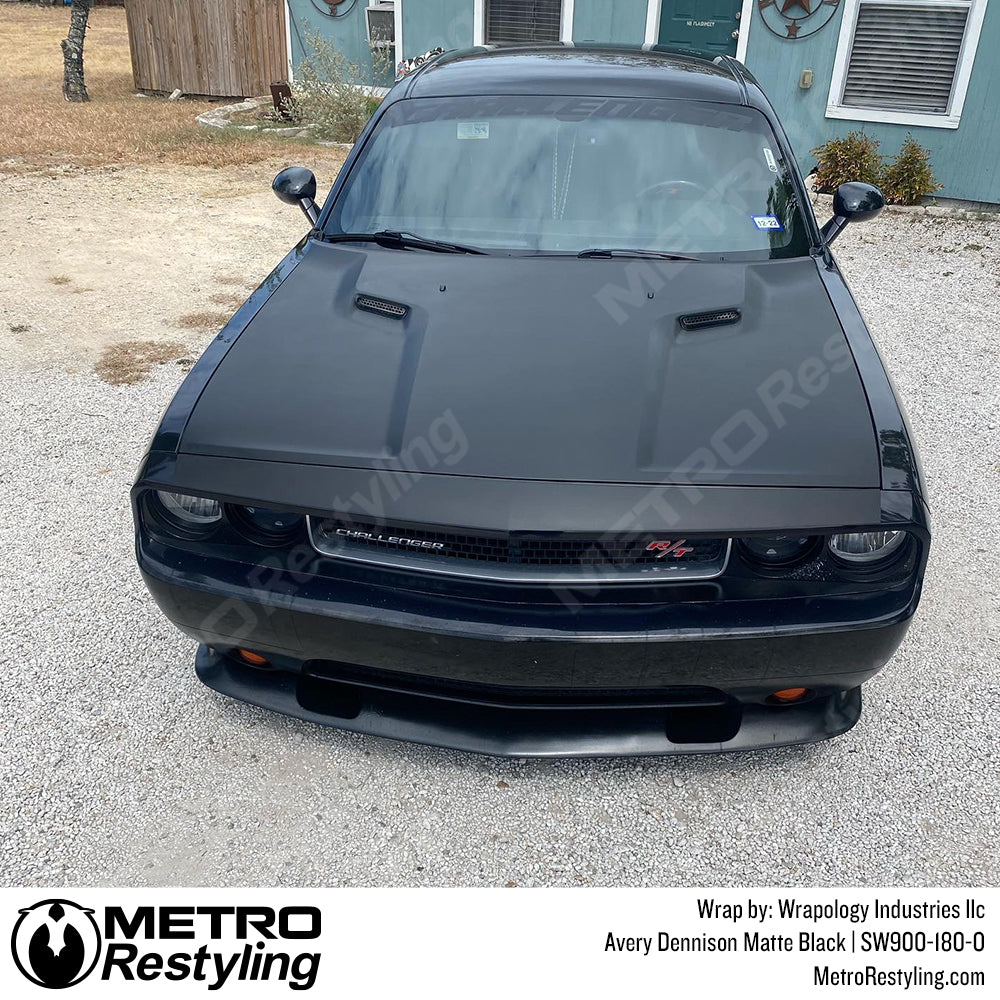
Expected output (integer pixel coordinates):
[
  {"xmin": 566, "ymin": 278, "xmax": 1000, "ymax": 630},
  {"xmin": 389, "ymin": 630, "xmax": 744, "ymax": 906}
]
[
  {"xmin": 289, "ymin": 32, "xmax": 387, "ymax": 143},
  {"xmin": 881, "ymin": 135, "xmax": 942, "ymax": 205},
  {"xmin": 811, "ymin": 131, "xmax": 883, "ymax": 192}
]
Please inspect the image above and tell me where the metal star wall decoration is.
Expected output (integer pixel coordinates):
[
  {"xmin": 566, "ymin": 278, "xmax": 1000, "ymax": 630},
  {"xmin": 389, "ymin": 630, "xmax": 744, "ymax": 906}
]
[{"xmin": 758, "ymin": 0, "xmax": 841, "ymax": 40}]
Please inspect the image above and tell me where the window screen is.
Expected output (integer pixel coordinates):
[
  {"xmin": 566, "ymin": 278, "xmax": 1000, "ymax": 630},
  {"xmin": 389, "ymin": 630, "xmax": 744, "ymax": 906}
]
[
  {"xmin": 841, "ymin": 2, "xmax": 970, "ymax": 114},
  {"xmin": 365, "ymin": 4, "xmax": 395, "ymax": 49},
  {"xmin": 486, "ymin": 0, "xmax": 562, "ymax": 44}
]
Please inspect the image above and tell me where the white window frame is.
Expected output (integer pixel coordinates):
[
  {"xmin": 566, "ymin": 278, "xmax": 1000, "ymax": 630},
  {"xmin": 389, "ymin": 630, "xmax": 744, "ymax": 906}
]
[
  {"xmin": 284, "ymin": 0, "xmax": 295, "ymax": 81},
  {"xmin": 736, "ymin": 0, "xmax": 755, "ymax": 62},
  {"xmin": 644, "ymin": 0, "xmax": 663, "ymax": 45},
  {"xmin": 393, "ymin": 0, "xmax": 403, "ymax": 71},
  {"xmin": 474, "ymin": 0, "xmax": 575, "ymax": 45},
  {"xmin": 826, "ymin": 0, "xmax": 989, "ymax": 129}
]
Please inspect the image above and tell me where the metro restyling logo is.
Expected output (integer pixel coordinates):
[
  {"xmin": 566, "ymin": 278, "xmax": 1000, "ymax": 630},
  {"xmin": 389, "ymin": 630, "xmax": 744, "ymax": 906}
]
[
  {"xmin": 10, "ymin": 902, "xmax": 321, "ymax": 990},
  {"xmin": 12, "ymin": 899, "xmax": 101, "ymax": 988}
]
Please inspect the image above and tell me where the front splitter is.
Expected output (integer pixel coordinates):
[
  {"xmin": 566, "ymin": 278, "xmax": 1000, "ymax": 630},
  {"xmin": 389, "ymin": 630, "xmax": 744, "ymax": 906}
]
[{"xmin": 195, "ymin": 646, "xmax": 862, "ymax": 758}]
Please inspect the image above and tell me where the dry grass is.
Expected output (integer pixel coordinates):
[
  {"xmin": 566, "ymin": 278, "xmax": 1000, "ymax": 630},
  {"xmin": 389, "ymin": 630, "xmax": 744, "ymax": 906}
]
[
  {"xmin": 0, "ymin": 6, "xmax": 347, "ymax": 173},
  {"xmin": 48, "ymin": 274, "xmax": 72, "ymax": 285},
  {"xmin": 176, "ymin": 311, "xmax": 232, "ymax": 330},
  {"xmin": 208, "ymin": 291, "xmax": 246, "ymax": 308},
  {"xmin": 94, "ymin": 339, "xmax": 188, "ymax": 385}
]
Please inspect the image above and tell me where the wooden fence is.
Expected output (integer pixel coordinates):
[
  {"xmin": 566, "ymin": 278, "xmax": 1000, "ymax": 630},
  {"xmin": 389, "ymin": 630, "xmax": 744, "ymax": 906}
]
[{"xmin": 125, "ymin": 0, "xmax": 288, "ymax": 99}]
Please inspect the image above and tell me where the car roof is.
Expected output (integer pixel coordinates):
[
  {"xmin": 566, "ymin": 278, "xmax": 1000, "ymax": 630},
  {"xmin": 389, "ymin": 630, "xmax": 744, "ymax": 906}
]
[{"xmin": 403, "ymin": 43, "xmax": 750, "ymax": 105}]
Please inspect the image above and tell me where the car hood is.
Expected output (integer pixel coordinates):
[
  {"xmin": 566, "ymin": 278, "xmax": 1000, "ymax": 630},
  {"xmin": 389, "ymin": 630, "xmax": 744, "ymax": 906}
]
[{"xmin": 179, "ymin": 240, "xmax": 879, "ymax": 488}]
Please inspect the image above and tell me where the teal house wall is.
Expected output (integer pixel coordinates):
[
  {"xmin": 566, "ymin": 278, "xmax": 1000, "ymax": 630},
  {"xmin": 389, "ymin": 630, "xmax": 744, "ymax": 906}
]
[
  {"xmin": 401, "ymin": 1, "xmax": 647, "ymax": 52},
  {"xmin": 286, "ymin": 0, "xmax": 395, "ymax": 87},
  {"xmin": 571, "ymin": 0, "xmax": 647, "ymax": 43},
  {"xmin": 741, "ymin": 5, "xmax": 1000, "ymax": 204},
  {"xmin": 403, "ymin": 0, "xmax": 474, "ymax": 55}
]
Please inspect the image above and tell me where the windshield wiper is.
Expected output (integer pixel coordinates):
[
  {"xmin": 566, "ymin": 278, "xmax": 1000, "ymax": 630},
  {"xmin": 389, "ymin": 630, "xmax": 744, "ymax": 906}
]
[
  {"xmin": 323, "ymin": 230, "xmax": 489, "ymax": 255},
  {"xmin": 577, "ymin": 248, "xmax": 701, "ymax": 261}
]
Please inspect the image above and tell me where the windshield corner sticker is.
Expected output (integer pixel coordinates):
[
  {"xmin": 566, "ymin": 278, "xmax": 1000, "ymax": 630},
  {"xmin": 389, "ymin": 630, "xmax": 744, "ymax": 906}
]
[
  {"xmin": 751, "ymin": 214, "xmax": 784, "ymax": 231},
  {"xmin": 457, "ymin": 122, "xmax": 490, "ymax": 140},
  {"xmin": 763, "ymin": 146, "xmax": 779, "ymax": 173}
]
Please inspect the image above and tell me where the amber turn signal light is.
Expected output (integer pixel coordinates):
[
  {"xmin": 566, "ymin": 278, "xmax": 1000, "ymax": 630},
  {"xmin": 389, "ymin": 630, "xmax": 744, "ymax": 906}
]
[
  {"xmin": 235, "ymin": 648, "xmax": 270, "ymax": 667},
  {"xmin": 771, "ymin": 687, "xmax": 809, "ymax": 703}
]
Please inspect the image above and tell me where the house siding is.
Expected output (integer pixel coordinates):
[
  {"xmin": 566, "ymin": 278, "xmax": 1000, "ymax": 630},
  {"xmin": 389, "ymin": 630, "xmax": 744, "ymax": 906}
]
[
  {"xmin": 742, "ymin": 5, "xmax": 1000, "ymax": 204},
  {"xmin": 403, "ymin": 0, "xmax": 473, "ymax": 55},
  {"xmin": 571, "ymin": 0, "xmax": 648, "ymax": 43},
  {"xmin": 286, "ymin": 0, "xmax": 394, "ymax": 86}
]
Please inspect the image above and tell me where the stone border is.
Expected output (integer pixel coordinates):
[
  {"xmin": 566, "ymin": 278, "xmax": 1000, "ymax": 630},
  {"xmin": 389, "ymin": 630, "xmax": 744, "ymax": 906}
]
[
  {"xmin": 810, "ymin": 190, "xmax": 975, "ymax": 219},
  {"xmin": 196, "ymin": 96, "xmax": 274, "ymax": 129},
  {"xmin": 805, "ymin": 174, "xmax": 991, "ymax": 219},
  {"xmin": 195, "ymin": 96, "xmax": 354, "ymax": 150}
]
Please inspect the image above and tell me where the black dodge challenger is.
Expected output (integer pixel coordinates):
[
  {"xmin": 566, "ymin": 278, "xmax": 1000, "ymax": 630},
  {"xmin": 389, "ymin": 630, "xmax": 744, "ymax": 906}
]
[{"xmin": 132, "ymin": 45, "xmax": 930, "ymax": 757}]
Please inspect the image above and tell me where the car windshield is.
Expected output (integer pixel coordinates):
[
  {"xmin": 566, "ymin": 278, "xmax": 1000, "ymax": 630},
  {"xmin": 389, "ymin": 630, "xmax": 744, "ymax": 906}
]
[{"xmin": 326, "ymin": 95, "xmax": 812, "ymax": 258}]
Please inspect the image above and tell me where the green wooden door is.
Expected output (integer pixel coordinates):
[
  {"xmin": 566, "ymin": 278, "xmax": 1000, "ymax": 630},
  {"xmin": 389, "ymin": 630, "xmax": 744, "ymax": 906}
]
[{"xmin": 658, "ymin": 0, "xmax": 743, "ymax": 56}]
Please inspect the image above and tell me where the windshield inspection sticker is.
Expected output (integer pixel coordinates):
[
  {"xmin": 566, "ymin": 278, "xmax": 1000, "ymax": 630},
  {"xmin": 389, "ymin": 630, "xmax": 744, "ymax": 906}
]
[
  {"xmin": 457, "ymin": 122, "xmax": 490, "ymax": 140},
  {"xmin": 751, "ymin": 215, "xmax": 784, "ymax": 231},
  {"xmin": 763, "ymin": 146, "xmax": 779, "ymax": 172}
]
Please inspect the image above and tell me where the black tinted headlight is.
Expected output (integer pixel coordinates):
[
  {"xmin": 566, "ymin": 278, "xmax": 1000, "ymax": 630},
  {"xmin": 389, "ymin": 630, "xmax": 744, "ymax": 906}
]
[
  {"xmin": 738, "ymin": 533, "xmax": 816, "ymax": 567},
  {"xmin": 229, "ymin": 505, "xmax": 304, "ymax": 544}
]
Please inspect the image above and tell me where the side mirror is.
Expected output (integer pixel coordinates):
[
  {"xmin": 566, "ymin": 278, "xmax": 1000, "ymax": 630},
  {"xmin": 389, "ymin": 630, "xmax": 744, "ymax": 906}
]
[
  {"xmin": 821, "ymin": 182, "xmax": 885, "ymax": 245},
  {"xmin": 272, "ymin": 167, "xmax": 319, "ymax": 225}
]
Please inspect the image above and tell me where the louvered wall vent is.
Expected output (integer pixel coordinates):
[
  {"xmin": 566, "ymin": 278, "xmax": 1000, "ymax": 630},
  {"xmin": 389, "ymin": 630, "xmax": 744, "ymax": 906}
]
[
  {"xmin": 679, "ymin": 308, "xmax": 741, "ymax": 331},
  {"xmin": 841, "ymin": 3, "xmax": 970, "ymax": 114},
  {"xmin": 356, "ymin": 295, "xmax": 408, "ymax": 319}
]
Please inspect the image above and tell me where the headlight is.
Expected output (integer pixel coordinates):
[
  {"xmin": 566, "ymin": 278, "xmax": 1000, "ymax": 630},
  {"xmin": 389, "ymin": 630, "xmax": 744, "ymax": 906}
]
[
  {"xmin": 229, "ymin": 505, "xmax": 304, "ymax": 544},
  {"xmin": 738, "ymin": 533, "xmax": 816, "ymax": 567},
  {"xmin": 828, "ymin": 530, "xmax": 906, "ymax": 564},
  {"xmin": 154, "ymin": 491, "xmax": 222, "ymax": 528}
]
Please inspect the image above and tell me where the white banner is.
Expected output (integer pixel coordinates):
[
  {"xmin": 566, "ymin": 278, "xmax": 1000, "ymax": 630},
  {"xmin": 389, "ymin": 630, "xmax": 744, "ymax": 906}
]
[{"xmin": 1, "ymin": 887, "xmax": 993, "ymax": 996}]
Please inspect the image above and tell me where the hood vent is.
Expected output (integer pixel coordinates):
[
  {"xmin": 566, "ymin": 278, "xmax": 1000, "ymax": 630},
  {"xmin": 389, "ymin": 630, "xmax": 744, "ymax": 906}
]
[
  {"xmin": 679, "ymin": 308, "xmax": 741, "ymax": 331},
  {"xmin": 356, "ymin": 294, "xmax": 408, "ymax": 320}
]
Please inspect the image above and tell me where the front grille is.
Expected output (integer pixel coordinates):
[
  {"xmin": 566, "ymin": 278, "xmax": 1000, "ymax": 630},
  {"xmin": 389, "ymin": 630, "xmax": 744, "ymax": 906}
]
[{"xmin": 309, "ymin": 517, "xmax": 730, "ymax": 582}]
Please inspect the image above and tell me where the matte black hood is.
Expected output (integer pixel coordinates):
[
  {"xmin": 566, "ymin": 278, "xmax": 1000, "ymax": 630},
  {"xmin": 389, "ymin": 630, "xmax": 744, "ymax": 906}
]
[{"xmin": 179, "ymin": 241, "xmax": 879, "ymax": 488}]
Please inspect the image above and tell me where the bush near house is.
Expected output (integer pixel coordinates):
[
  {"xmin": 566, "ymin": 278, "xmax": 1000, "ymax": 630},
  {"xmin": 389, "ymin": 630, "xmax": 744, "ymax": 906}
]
[
  {"xmin": 811, "ymin": 131, "xmax": 883, "ymax": 193},
  {"xmin": 288, "ymin": 33, "xmax": 387, "ymax": 143},
  {"xmin": 881, "ymin": 136, "xmax": 943, "ymax": 206},
  {"xmin": 812, "ymin": 131, "xmax": 942, "ymax": 207}
]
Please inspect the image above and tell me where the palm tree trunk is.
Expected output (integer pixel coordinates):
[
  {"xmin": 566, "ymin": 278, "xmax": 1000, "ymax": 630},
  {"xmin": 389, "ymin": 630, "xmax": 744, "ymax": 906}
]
[{"xmin": 61, "ymin": 0, "xmax": 92, "ymax": 103}]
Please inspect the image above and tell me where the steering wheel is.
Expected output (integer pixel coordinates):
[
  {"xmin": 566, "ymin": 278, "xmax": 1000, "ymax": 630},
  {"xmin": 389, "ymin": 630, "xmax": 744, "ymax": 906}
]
[{"xmin": 635, "ymin": 179, "xmax": 711, "ymax": 202}]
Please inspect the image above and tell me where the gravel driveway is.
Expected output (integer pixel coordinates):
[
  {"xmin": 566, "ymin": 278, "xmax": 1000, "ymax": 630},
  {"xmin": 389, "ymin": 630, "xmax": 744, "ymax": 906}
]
[{"xmin": 1, "ymin": 166, "xmax": 997, "ymax": 887}]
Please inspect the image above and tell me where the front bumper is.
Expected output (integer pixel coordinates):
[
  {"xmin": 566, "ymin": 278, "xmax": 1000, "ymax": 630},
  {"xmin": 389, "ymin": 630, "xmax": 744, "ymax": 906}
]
[{"xmin": 143, "ymin": 568, "xmax": 915, "ymax": 757}]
